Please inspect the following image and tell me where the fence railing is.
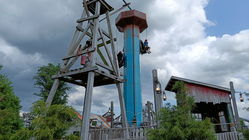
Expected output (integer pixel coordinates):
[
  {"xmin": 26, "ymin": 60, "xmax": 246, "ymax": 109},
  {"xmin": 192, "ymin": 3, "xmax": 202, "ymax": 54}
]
[
  {"xmin": 215, "ymin": 131, "xmax": 240, "ymax": 140},
  {"xmin": 89, "ymin": 126, "xmax": 156, "ymax": 140},
  {"xmin": 89, "ymin": 125, "xmax": 241, "ymax": 140}
]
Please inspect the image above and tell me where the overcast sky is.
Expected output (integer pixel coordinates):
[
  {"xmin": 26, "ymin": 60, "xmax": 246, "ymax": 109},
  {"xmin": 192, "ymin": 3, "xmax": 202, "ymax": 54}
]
[{"xmin": 0, "ymin": 0, "xmax": 249, "ymax": 119}]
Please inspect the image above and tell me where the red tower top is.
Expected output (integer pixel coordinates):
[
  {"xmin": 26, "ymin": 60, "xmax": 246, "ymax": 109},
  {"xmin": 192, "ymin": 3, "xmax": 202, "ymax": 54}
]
[{"xmin": 115, "ymin": 10, "xmax": 148, "ymax": 33}]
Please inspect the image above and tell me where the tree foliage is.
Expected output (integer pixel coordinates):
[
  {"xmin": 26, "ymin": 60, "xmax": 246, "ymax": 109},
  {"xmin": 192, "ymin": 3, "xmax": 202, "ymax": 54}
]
[
  {"xmin": 242, "ymin": 129, "xmax": 249, "ymax": 140},
  {"xmin": 10, "ymin": 128, "xmax": 32, "ymax": 140},
  {"xmin": 30, "ymin": 101, "xmax": 78, "ymax": 139},
  {"xmin": 147, "ymin": 81, "xmax": 216, "ymax": 140},
  {"xmin": 34, "ymin": 63, "xmax": 70, "ymax": 105},
  {"xmin": 11, "ymin": 101, "xmax": 79, "ymax": 140},
  {"xmin": 0, "ymin": 66, "xmax": 22, "ymax": 139}
]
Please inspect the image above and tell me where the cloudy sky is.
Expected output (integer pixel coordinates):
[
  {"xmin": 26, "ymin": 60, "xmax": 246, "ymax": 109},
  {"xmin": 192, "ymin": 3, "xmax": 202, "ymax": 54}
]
[{"xmin": 0, "ymin": 0, "xmax": 249, "ymax": 119}]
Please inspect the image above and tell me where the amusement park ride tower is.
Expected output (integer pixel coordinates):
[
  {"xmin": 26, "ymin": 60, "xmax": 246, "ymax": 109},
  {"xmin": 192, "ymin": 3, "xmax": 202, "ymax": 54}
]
[
  {"xmin": 116, "ymin": 10, "xmax": 148, "ymax": 126},
  {"xmin": 45, "ymin": 0, "xmax": 148, "ymax": 139}
]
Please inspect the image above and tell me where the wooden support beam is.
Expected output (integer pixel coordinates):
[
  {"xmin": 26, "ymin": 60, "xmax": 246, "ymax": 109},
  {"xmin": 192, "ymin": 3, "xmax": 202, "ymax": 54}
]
[
  {"xmin": 98, "ymin": 28, "xmax": 116, "ymax": 74},
  {"xmin": 62, "ymin": 48, "xmax": 95, "ymax": 61},
  {"xmin": 46, "ymin": 79, "xmax": 60, "ymax": 107},
  {"xmin": 67, "ymin": 24, "xmax": 91, "ymax": 57},
  {"xmin": 85, "ymin": 0, "xmax": 98, "ymax": 6},
  {"xmin": 77, "ymin": 14, "xmax": 99, "ymax": 23},
  {"xmin": 76, "ymin": 25, "xmax": 92, "ymax": 37},
  {"xmin": 106, "ymin": 12, "xmax": 119, "ymax": 76},
  {"xmin": 95, "ymin": 69, "xmax": 123, "ymax": 82},
  {"xmin": 230, "ymin": 82, "xmax": 241, "ymax": 130},
  {"xmin": 106, "ymin": 11, "xmax": 129, "ymax": 139},
  {"xmin": 80, "ymin": 1, "xmax": 100, "ymax": 139},
  {"xmin": 96, "ymin": 62, "xmax": 114, "ymax": 72},
  {"xmin": 97, "ymin": 38, "xmax": 117, "ymax": 48},
  {"xmin": 101, "ymin": 29, "xmax": 110, "ymax": 38},
  {"xmin": 97, "ymin": 48, "xmax": 109, "ymax": 66},
  {"xmin": 53, "ymin": 66, "xmax": 98, "ymax": 79},
  {"xmin": 99, "ymin": 0, "xmax": 112, "ymax": 11},
  {"xmin": 99, "ymin": 2, "xmax": 130, "ymax": 22},
  {"xmin": 60, "ymin": 77, "xmax": 86, "ymax": 87}
]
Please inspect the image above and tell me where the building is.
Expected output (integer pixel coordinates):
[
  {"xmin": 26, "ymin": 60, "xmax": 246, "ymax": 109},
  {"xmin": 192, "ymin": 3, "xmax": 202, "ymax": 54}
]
[
  {"xmin": 165, "ymin": 76, "xmax": 237, "ymax": 133},
  {"xmin": 21, "ymin": 112, "xmax": 34, "ymax": 128}
]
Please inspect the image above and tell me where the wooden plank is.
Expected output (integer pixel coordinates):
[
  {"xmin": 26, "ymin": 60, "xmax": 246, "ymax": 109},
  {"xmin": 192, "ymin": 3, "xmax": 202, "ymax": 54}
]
[
  {"xmin": 68, "ymin": 24, "xmax": 91, "ymax": 57},
  {"xmin": 97, "ymin": 47, "xmax": 109, "ymax": 66},
  {"xmin": 52, "ymin": 66, "xmax": 98, "ymax": 79},
  {"xmin": 60, "ymin": 77, "xmax": 86, "ymax": 87},
  {"xmin": 230, "ymin": 82, "xmax": 241, "ymax": 129},
  {"xmin": 76, "ymin": 25, "xmax": 92, "ymax": 37},
  {"xmin": 98, "ymin": 28, "xmax": 116, "ymax": 73},
  {"xmin": 62, "ymin": 48, "xmax": 95, "ymax": 60},
  {"xmin": 95, "ymin": 69, "xmax": 123, "ymax": 82},
  {"xmin": 97, "ymin": 38, "xmax": 117, "ymax": 48},
  {"xmin": 99, "ymin": 2, "xmax": 130, "ymax": 22},
  {"xmin": 96, "ymin": 62, "xmax": 113, "ymax": 72},
  {"xmin": 77, "ymin": 14, "xmax": 99, "ymax": 23}
]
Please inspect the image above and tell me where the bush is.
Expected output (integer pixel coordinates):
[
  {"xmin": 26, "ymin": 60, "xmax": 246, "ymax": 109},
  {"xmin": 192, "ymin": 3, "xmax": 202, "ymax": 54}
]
[{"xmin": 243, "ymin": 129, "xmax": 249, "ymax": 140}]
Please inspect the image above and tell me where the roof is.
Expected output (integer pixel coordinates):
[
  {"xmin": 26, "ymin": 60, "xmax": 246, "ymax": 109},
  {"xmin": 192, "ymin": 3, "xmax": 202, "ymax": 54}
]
[
  {"xmin": 165, "ymin": 76, "xmax": 231, "ymax": 93},
  {"xmin": 115, "ymin": 10, "xmax": 148, "ymax": 33}
]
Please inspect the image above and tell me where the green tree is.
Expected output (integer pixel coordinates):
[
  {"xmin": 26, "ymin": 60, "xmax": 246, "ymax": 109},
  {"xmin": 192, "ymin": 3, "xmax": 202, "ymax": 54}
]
[
  {"xmin": 31, "ymin": 101, "xmax": 78, "ymax": 140},
  {"xmin": 10, "ymin": 128, "xmax": 32, "ymax": 140},
  {"xmin": 34, "ymin": 63, "xmax": 70, "ymax": 105},
  {"xmin": 242, "ymin": 130, "xmax": 249, "ymax": 140},
  {"xmin": 0, "ymin": 66, "xmax": 23, "ymax": 139},
  {"xmin": 33, "ymin": 101, "xmax": 78, "ymax": 138},
  {"xmin": 147, "ymin": 81, "xmax": 216, "ymax": 140},
  {"xmin": 11, "ymin": 101, "xmax": 79, "ymax": 140},
  {"xmin": 242, "ymin": 108, "xmax": 249, "ymax": 140}
]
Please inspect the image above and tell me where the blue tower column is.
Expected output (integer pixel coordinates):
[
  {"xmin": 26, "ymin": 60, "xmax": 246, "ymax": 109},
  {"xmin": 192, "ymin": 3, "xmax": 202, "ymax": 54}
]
[{"xmin": 116, "ymin": 10, "xmax": 148, "ymax": 126}]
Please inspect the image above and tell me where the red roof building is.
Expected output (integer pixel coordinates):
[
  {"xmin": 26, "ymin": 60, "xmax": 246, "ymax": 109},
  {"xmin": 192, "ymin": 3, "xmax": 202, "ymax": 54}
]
[{"xmin": 165, "ymin": 76, "xmax": 236, "ymax": 133}]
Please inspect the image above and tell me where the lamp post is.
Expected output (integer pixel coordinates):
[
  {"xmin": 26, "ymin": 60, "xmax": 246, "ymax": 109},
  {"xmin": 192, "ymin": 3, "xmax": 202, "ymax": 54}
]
[{"xmin": 152, "ymin": 70, "xmax": 163, "ymax": 114}]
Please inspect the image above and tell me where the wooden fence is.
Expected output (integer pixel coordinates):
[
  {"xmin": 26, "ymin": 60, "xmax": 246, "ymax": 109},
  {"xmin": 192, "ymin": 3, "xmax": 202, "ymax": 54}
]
[
  {"xmin": 215, "ymin": 132, "xmax": 240, "ymax": 140},
  {"xmin": 89, "ymin": 126, "xmax": 155, "ymax": 140},
  {"xmin": 89, "ymin": 127, "xmax": 241, "ymax": 140}
]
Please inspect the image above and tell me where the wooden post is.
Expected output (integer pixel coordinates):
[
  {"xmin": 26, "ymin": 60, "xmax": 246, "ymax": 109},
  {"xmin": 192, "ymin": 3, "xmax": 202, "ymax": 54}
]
[
  {"xmin": 80, "ymin": 1, "xmax": 100, "ymax": 140},
  {"xmin": 45, "ymin": 79, "xmax": 60, "ymax": 107},
  {"xmin": 152, "ymin": 70, "xmax": 162, "ymax": 114},
  {"xmin": 107, "ymin": 10, "xmax": 129, "ymax": 139},
  {"xmin": 230, "ymin": 81, "xmax": 241, "ymax": 130},
  {"xmin": 111, "ymin": 101, "xmax": 114, "ymax": 128},
  {"xmin": 227, "ymin": 103, "xmax": 236, "ymax": 131},
  {"xmin": 146, "ymin": 101, "xmax": 152, "ymax": 125}
]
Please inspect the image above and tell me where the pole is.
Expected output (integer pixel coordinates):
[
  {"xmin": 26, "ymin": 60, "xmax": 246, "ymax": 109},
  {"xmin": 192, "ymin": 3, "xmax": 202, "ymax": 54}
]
[
  {"xmin": 152, "ymin": 69, "xmax": 162, "ymax": 114},
  {"xmin": 80, "ymin": 1, "xmax": 100, "ymax": 140},
  {"xmin": 46, "ymin": 79, "xmax": 60, "ymax": 107},
  {"xmin": 111, "ymin": 101, "xmax": 114, "ymax": 128},
  {"xmin": 147, "ymin": 101, "xmax": 151, "ymax": 125},
  {"xmin": 116, "ymin": 10, "xmax": 147, "ymax": 126},
  {"xmin": 230, "ymin": 81, "xmax": 241, "ymax": 130}
]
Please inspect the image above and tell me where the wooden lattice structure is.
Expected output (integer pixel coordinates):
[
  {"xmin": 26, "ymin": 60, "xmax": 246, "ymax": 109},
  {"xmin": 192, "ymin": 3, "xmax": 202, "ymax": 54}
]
[{"xmin": 45, "ymin": 0, "xmax": 131, "ymax": 139}]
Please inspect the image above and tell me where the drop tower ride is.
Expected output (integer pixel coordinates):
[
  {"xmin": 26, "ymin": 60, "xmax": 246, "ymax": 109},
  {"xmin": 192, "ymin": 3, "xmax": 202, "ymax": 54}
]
[{"xmin": 116, "ymin": 10, "xmax": 148, "ymax": 126}]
